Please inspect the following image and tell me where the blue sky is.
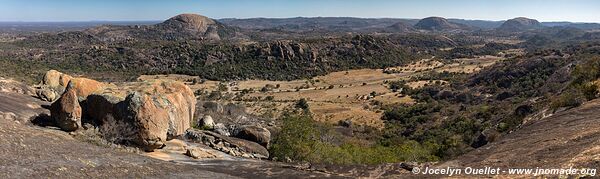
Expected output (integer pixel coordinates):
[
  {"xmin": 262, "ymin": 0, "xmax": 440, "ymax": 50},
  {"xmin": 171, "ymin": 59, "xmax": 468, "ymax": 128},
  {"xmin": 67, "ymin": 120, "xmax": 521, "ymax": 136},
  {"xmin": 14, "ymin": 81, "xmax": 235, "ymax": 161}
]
[{"xmin": 0, "ymin": 0, "xmax": 599, "ymax": 22}]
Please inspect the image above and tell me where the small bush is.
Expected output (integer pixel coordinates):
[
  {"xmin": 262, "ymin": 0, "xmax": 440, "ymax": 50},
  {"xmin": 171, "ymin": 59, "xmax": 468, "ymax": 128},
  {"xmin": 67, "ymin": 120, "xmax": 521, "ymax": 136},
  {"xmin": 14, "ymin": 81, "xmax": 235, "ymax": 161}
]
[
  {"xmin": 295, "ymin": 98, "xmax": 309, "ymax": 110},
  {"xmin": 550, "ymin": 90, "xmax": 584, "ymax": 110},
  {"xmin": 265, "ymin": 96, "xmax": 275, "ymax": 101}
]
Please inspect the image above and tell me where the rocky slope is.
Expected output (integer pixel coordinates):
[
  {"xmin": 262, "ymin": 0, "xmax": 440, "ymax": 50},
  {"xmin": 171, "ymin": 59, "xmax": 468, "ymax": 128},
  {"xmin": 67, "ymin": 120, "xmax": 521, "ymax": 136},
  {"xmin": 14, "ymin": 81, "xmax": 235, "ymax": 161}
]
[
  {"xmin": 439, "ymin": 98, "xmax": 600, "ymax": 175},
  {"xmin": 497, "ymin": 17, "xmax": 543, "ymax": 32},
  {"xmin": 414, "ymin": 17, "xmax": 471, "ymax": 31},
  {"xmin": 0, "ymin": 78, "xmax": 50, "ymax": 123}
]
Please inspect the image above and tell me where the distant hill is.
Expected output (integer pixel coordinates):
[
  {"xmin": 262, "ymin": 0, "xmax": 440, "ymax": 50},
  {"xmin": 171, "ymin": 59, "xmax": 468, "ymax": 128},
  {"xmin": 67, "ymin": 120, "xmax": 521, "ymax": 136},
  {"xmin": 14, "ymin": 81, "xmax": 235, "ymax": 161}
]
[
  {"xmin": 414, "ymin": 17, "xmax": 471, "ymax": 31},
  {"xmin": 219, "ymin": 17, "xmax": 416, "ymax": 32},
  {"xmin": 542, "ymin": 22, "xmax": 600, "ymax": 30},
  {"xmin": 0, "ymin": 21, "xmax": 160, "ymax": 33},
  {"xmin": 497, "ymin": 17, "xmax": 543, "ymax": 32},
  {"xmin": 384, "ymin": 22, "xmax": 415, "ymax": 32},
  {"xmin": 84, "ymin": 14, "xmax": 240, "ymax": 41},
  {"xmin": 3, "ymin": 16, "xmax": 600, "ymax": 35},
  {"xmin": 220, "ymin": 17, "xmax": 600, "ymax": 33},
  {"xmin": 447, "ymin": 19, "xmax": 504, "ymax": 29}
]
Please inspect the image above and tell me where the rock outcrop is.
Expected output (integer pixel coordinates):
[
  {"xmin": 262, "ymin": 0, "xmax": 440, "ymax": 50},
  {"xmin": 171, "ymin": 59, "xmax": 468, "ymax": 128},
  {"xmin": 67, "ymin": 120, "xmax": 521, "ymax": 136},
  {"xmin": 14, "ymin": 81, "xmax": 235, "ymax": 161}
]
[
  {"xmin": 235, "ymin": 125, "xmax": 271, "ymax": 147},
  {"xmin": 497, "ymin": 17, "xmax": 543, "ymax": 32},
  {"xmin": 186, "ymin": 147, "xmax": 218, "ymax": 159},
  {"xmin": 158, "ymin": 14, "xmax": 218, "ymax": 35},
  {"xmin": 185, "ymin": 129, "xmax": 269, "ymax": 159},
  {"xmin": 46, "ymin": 71, "xmax": 196, "ymax": 151},
  {"xmin": 0, "ymin": 79, "xmax": 51, "ymax": 123},
  {"xmin": 85, "ymin": 13, "xmax": 240, "ymax": 42}
]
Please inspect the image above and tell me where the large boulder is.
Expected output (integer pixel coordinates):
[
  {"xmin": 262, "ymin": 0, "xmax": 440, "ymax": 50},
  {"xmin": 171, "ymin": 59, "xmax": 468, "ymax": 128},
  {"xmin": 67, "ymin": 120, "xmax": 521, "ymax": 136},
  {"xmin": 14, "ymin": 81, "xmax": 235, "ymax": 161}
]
[
  {"xmin": 37, "ymin": 70, "xmax": 73, "ymax": 101},
  {"xmin": 68, "ymin": 78, "xmax": 104, "ymax": 99},
  {"xmin": 41, "ymin": 70, "xmax": 73, "ymax": 90},
  {"xmin": 48, "ymin": 71, "xmax": 196, "ymax": 151},
  {"xmin": 198, "ymin": 115, "xmax": 215, "ymax": 129},
  {"xmin": 235, "ymin": 125, "xmax": 271, "ymax": 147},
  {"xmin": 93, "ymin": 80, "xmax": 194, "ymax": 151},
  {"xmin": 50, "ymin": 86, "xmax": 82, "ymax": 131},
  {"xmin": 49, "ymin": 78, "xmax": 104, "ymax": 132}
]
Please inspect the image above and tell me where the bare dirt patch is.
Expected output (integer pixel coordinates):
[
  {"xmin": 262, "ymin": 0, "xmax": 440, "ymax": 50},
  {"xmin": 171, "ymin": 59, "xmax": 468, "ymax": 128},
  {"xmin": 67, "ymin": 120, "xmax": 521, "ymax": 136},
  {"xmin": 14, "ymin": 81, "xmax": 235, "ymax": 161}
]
[{"xmin": 436, "ymin": 55, "xmax": 503, "ymax": 74}]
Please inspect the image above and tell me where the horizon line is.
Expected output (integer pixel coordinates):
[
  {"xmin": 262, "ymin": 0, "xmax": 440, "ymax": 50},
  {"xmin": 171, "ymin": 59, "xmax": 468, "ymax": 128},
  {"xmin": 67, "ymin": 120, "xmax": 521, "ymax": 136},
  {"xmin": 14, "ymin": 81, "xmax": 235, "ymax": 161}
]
[{"xmin": 0, "ymin": 16, "xmax": 599, "ymax": 24}]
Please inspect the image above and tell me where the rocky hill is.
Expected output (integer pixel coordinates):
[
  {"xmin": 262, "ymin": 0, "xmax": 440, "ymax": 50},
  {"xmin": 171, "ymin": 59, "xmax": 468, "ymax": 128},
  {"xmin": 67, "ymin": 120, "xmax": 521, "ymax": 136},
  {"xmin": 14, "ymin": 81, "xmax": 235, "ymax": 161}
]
[
  {"xmin": 497, "ymin": 17, "xmax": 543, "ymax": 32},
  {"xmin": 84, "ymin": 13, "xmax": 241, "ymax": 42},
  {"xmin": 414, "ymin": 17, "xmax": 471, "ymax": 31},
  {"xmin": 10, "ymin": 31, "xmax": 457, "ymax": 81}
]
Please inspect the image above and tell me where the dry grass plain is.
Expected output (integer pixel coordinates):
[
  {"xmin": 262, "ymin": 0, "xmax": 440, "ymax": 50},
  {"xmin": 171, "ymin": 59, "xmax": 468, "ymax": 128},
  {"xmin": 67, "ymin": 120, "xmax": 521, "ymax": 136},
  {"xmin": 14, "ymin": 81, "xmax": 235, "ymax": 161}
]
[{"xmin": 140, "ymin": 51, "xmax": 512, "ymax": 129}]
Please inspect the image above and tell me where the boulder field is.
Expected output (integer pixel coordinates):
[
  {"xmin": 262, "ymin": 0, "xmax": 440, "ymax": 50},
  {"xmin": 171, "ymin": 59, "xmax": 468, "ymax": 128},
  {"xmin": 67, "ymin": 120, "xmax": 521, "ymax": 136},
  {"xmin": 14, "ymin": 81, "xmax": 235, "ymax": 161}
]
[{"xmin": 41, "ymin": 70, "xmax": 196, "ymax": 151}]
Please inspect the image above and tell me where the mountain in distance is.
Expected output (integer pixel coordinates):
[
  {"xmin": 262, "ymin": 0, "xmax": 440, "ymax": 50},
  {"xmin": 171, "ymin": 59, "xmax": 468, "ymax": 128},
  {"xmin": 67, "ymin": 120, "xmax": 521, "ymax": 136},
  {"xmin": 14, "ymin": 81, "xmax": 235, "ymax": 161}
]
[
  {"xmin": 3, "ymin": 15, "xmax": 600, "ymax": 35},
  {"xmin": 219, "ymin": 17, "xmax": 417, "ymax": 32},
  {"xmin": 384, "ymin": 21, "xmax": 415, "ymax": 32},
  {"xmin": 496, "ymin": 17, "xmax": 543, "ymax": 32},
  {"xmin": 156, "ymin": 14, "xmax": 230, "ymax": 40},
  {"xmin": 542, "ymin": 21, "xmax": 600, "ymax": 30},
  {"xmin": 220, "ymin": 16, "xmax": 600, "ymax": 32},
  {"xmin": 414, "ymin": 17, "xmax": 471, "ymax": 31},
  {"xmin": 85, "ymin": 13, "xmax": 240, "ymax": 41},
  {"xmin": 447, "ymin": 19, "xmax": 504, "ymax": 29}
]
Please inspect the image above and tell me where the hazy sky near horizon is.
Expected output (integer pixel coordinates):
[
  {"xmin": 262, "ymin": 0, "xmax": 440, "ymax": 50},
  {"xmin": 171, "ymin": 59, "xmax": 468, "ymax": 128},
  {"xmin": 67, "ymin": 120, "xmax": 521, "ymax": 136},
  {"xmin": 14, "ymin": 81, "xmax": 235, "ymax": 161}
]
[{"xmin": 0, "ymin": 0, "xmax": 599, "ymax": 22}]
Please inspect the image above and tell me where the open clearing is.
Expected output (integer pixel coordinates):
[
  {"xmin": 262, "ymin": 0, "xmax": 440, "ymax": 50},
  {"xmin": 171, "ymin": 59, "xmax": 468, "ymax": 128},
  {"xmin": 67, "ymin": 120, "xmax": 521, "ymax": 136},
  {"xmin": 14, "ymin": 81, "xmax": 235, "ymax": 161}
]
[{"xmin": 141, "ymin": 52, "xmax": 511, "ymax": 129}]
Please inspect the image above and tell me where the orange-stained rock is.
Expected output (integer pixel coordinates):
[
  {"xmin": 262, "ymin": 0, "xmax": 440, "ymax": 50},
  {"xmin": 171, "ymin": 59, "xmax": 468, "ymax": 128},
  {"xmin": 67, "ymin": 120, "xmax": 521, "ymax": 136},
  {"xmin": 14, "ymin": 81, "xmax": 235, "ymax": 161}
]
[
  {"xmin": 48, "ymin": 72, "xmax": 195, "ymax": 151},
  {"xmin": 68, "ymin": 78, "xmax": 104, "ymax": 99},
  {"xmin": 50, "ymin": 86, "xmax": 82, "ymax": 132},
  {"xmin": 119, "ymin": 80, "xmax": 195, "ymax": 151},
  {"xmin": 125, "ymin": 92, "xmax": 171, "ymax": 150}
]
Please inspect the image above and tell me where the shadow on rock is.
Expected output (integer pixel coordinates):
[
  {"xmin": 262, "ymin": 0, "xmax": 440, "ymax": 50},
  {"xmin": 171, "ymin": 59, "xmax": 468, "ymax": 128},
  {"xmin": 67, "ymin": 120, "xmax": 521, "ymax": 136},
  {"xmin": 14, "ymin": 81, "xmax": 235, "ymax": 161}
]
[{"xmin": 30, "ymin": 113, "xmax": 54, "ymax": 127}]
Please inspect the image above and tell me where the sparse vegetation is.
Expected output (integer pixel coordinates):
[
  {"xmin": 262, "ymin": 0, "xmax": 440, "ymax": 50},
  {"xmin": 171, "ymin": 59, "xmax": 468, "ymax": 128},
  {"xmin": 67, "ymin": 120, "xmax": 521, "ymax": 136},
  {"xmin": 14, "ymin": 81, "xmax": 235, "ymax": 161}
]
[{"xmin": 269, "ymin": 113, "xmax": 438, "ymax": 165}]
